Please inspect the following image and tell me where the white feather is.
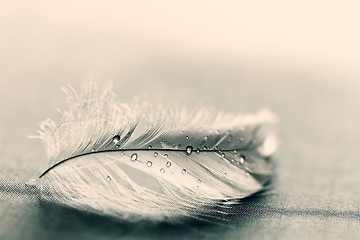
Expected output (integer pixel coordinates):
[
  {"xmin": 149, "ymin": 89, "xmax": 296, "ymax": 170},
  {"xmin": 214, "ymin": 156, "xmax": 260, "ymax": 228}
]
[{"xmin": 30, "ymin": 81, "xmax": 278, "ymax": 221}]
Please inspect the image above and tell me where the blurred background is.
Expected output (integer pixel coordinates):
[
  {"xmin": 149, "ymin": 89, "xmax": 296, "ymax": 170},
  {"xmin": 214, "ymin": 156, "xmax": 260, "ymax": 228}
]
[{"xmin": 0, "ymin": 1, "xmax": 359, "ymax": 239}]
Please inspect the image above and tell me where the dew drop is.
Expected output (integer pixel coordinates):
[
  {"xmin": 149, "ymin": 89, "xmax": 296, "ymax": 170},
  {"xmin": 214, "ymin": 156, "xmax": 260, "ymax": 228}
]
[
  {"xmin": 148, "ymin": 145, "xmax": 152, "ymax": 149},
  {"xmin": 233, "ymin": 150, "xmax": 237, "ymax": 154},
  {"xmin": 196, "ymin": 148, "xmax": 200, "ymax": 154},
  {"xmin": 203, "ymin": 146, "xmax": 208, "ymax": 150},
  {"xmin": 186, "ymin": 146, "xmax": 193, "ymax": 154},
  {"xmin": 245, "ymin": 172, "xmax": 250, "ymax": 177},
  {"xmin": 221, "ymin": 152, "xmax": 225, "ymax": 158},
  {"xmin": 197, "ymin": 179, "xmax": 202, "ymax": 183},
  {"xmin": 106, "ymin": 176, "xmax": 111, "ymax": 181},
  {"xmin": 166, "ymin": 161, "xmax": 171, "ymax": 167},
  {"xmin": 185, "ymin": 136, "xmax": 189, "ymax": 140},
  {"xmin": 154, "ymin": 152, "xmax": 158, "ymax": 157},
  {"xmin": 25, "ymin": 179, "xmax": 36, "ymax": 186},
  {"xmin": 164, "ymin": 154, "xmax": 168, "ymax": 158},
  {"xmin": 112, "ymin": 135, "xmax": 120, "ymax": 143},
  {"xmin": 240, "ymin": 155, "xmax": 245, "ymax": 164},
  {"xmin": 204, "ymin": 136, "xmax": 208, "ymax": 141},
  {"xmin": 131, "ymin": 153, "xmax": 138, "ymax": 161},
  {"xmin": 181, "ymin": 169, "xmax": 186, "ymax": 174},
  {"xmin": 231, "ymin": 158, "xmax": 234, "ymax": 162},
  {"xmin": 160, "ymin": 168, "xmax": 165, "ymax": 173},
  {"xmin": 146, "ymin": 161, "xmax": 152, "ymax": 167},
  {"xmin": 180, "ymin": 130, "xmax": 184, "ymax": 134}
]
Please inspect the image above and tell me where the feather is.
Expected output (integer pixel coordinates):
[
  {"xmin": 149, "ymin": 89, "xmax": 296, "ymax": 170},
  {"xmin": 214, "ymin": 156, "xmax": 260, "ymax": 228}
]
[{"xmin": 30, "ymin": 81, "xmax": 278, "ymax": 222}]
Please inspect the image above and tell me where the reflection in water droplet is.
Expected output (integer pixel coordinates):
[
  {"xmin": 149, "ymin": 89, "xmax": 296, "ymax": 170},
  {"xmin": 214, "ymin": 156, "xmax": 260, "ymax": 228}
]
[
  {"xmin": 154, "ymin": 152, "xmax": 158, "ymax": 157},
  {"xmin": 106, "ymin": 176, "xmax": 111, "ymax": 181},
  {"xmin": 185, "ymin": 136, "xmax": 189, "ymax": 140},
  {"xmin": 181, "ymin": 169, "xmax": 186, "ymax": 174},
  {"xmin": 147, "ymin": 161, "xmax": 152, "ymax": 167},
  {"xmin": 160, "ymin": 168, "xmax": 165, "ymax": 173},
  {"xmin": 164, "ymin": 154, "xmax": 168, "ymax": 158},
  {"xmin": 112, "ymin": 135, "xmax": 120, "ymax": 143},
  {"xmin": 186, "ymin": 146, "xmax": 193, "ymax": 154},
  {"xmin": 131, "ymin": 153, "xmax": 138, "ymax": 161},
  {"xmin": 166, "ymin": 161, "xmax": 171, "ymax": 167},
  {"xmin": 148, "ymin": 145, "xmax": 152, "ymax": 149}
]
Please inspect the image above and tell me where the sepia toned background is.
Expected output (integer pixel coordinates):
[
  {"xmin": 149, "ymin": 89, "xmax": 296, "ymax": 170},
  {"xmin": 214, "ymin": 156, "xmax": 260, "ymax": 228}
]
[{"xmin": 1, "ymin": 1, "xmax": 359, "ymax": 239}]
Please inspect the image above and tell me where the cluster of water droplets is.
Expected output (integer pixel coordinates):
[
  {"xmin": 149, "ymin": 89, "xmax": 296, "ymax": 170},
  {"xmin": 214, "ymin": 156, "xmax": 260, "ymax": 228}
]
[{"xmin": 106, "ymin": 129, "xmax": 250, "ymax": 183}]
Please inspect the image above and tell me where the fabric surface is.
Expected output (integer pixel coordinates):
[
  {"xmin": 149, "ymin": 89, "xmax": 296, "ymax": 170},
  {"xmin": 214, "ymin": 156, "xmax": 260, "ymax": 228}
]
[{"xmin": 0, "ymin": 68, "xmax": 359, "ymax": 239}]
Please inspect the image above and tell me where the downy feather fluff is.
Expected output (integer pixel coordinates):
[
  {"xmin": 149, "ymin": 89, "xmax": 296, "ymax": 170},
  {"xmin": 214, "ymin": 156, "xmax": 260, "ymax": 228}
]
[{"xmin": 31, "ymin": 81, "xmax": 278, "ymax": 221}]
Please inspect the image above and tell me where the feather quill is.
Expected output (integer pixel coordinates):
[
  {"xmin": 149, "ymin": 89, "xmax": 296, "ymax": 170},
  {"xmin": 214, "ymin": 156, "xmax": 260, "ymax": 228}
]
[{"xmin": 31, "ymin": 81, "xmax": 278, "ymax": 221}]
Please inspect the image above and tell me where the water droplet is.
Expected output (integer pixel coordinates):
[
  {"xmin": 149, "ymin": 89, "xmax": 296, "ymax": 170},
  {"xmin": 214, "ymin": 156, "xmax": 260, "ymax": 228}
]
[
  {"xmin": 231, "ymin": 158, "xmax": 235, "ymax": 162},
  {"xmin": 203, "ymin": 146, "xmax": 208, "ymax": 150},
  {"xmin": 160, "ymin": 168, "xmax": 165, "ymax": 173},
  {"xmin": 197, "ymin": 179, "xmax": 202, "ymax": 183},
  {"xmin": 204, "ymin": 136, "xmax": 208, "ymax": 141},
  {"xmin": 166, "ymin": 161, "xmax": 171, "ymax": 167},
  {"xmin": 25, "ymin": 179, "xmax": 36, "ymax": 186},
  {"xmin": 154, "ymin": 152, "xmax": 158, "ymax": 157},
  {"xmin": 186, "ymin": 146, "xmax": 193, "ymax": 154},
  {"xmin": 185, "ymin": 136, "xmax": 189, "ymax": 140},
  {"xmin": 233, "ymin": 150, "xmax": 237, "ymax": 154},
  {"xmin": 227, "ymin": 137, "xmax": 232, "ymax": 142},
  {"xmin": 221, "ymin": 152, "xmax": 225, "ymax": 158},
  {"xmin": 224, "ymin": 172, "xmax": 227, "ymax": 176},
  {"xmin": 180, "ymin": 130, "xmax": 184, "ymax": 134},
  {"xmin": 115, "ymin": 145, "xmax": 120, "ymax": 148},
  {"xmin": 120, "ymin": 152, "xmax": 124, "ymax": 156},
  {"xmin": 147, "ymin": 161, "xmax": 152, "ymax": 167},
  {"xmin": 106, "ymin": 176, "xmax": 111, "ymax": 181},
  {"xmin": 196, "ymin": 148, "xmax": 200, "ymax": 154},
  {"xmin": 148, "ymin": 145, "xmax": 152, "ymax": 149},
  {"xmin": 240, "ymin": 155, "xmax": 245, "ymax": 164},
  {"xmin": 240, "ymin": 137, "xmax": 245, "ymax": 142},
  {"xmin": 131, "ymin": 153, "xmax": 138, "ymax": 161},
  {"xmin": 245, "ymin": 172, "xmax": 250, "ymax": 177},
  {"xmin": 181, "ymin": 169, "xmax": 186, "ymax": 174},
  {"xmin": 164, "ymin": 154, "xmax": 168, "ymax": 158},
  {"xmin": 112, "ymin": 135, "xmax": 120, "ymax": 143}
]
